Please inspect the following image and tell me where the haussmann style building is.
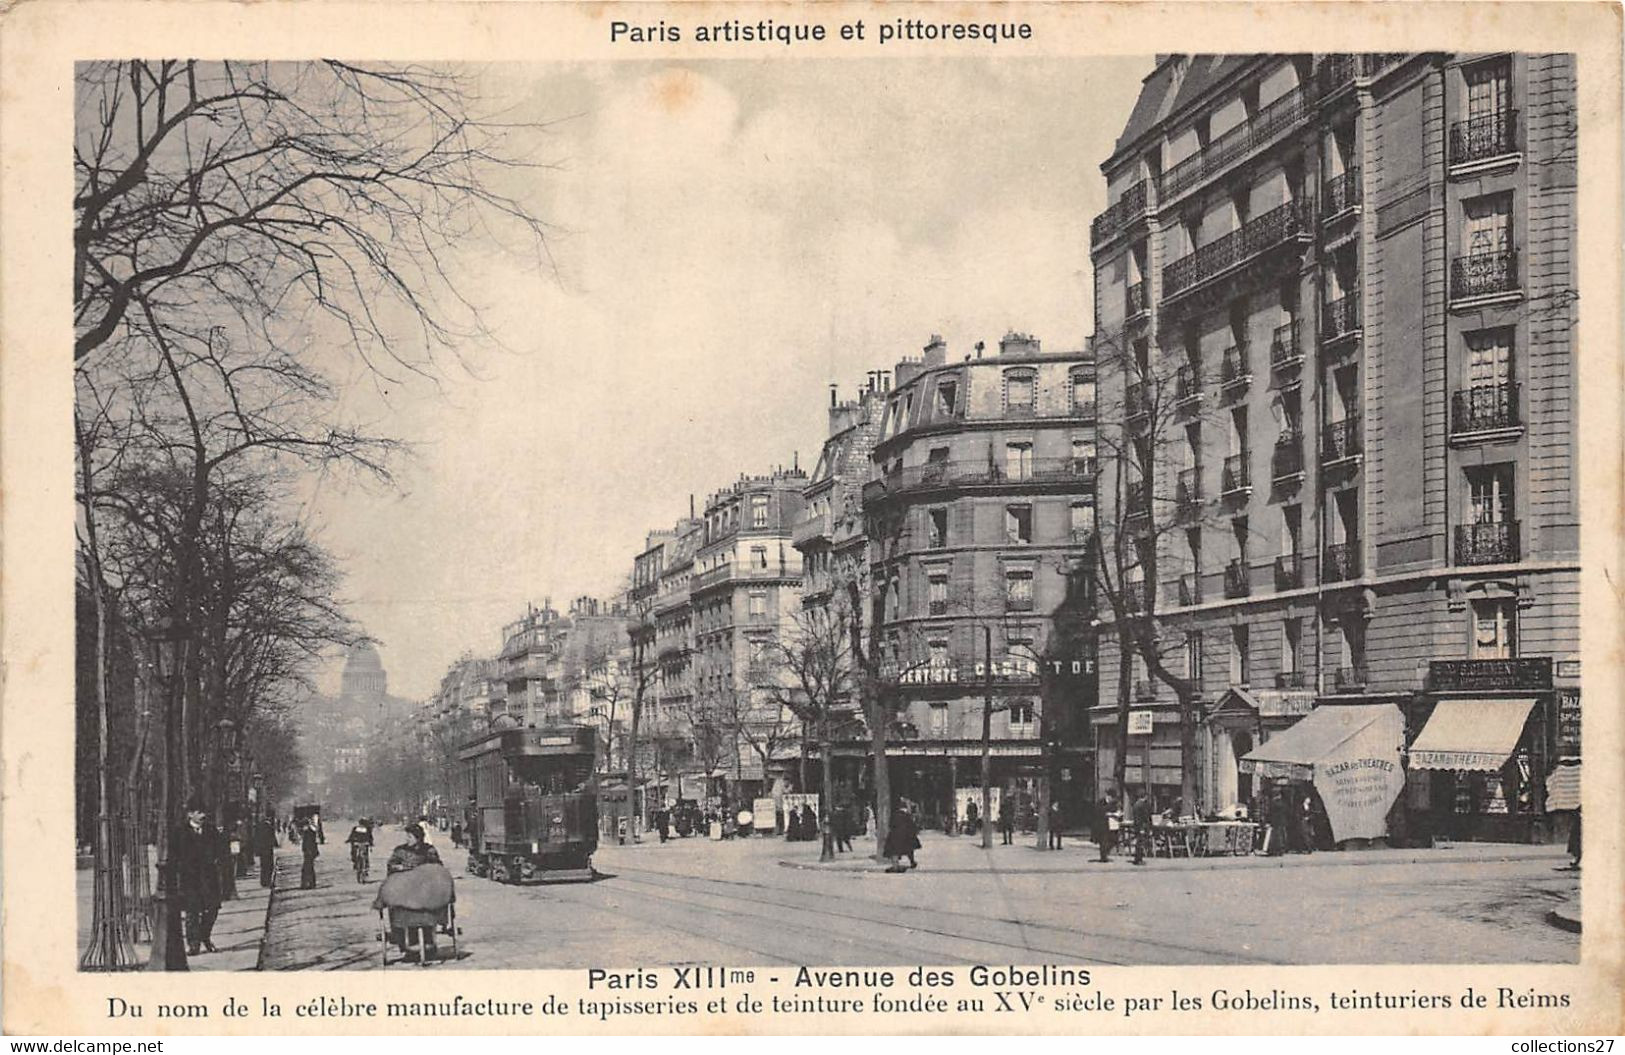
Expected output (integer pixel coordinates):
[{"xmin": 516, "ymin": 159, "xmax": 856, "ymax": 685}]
[{"xmin": 1088, "ymin": 52, "xmax": 1578, "ymax": 844}]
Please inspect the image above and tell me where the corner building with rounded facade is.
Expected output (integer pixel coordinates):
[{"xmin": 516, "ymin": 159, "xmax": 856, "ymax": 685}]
[{"xmin": 862, "ymin": 332, "xmax": 1099, "ymax": 831}]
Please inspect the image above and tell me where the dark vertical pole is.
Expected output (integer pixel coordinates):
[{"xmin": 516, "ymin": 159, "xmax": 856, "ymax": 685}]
[{"xmin": 981, "ymin": 625, "xmax": 993, "ymax": 850}]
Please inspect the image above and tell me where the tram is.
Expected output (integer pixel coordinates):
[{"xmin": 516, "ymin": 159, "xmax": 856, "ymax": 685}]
[{"xmin": 456, "ymin": 721, "xmax": 598, "ymax": 883}]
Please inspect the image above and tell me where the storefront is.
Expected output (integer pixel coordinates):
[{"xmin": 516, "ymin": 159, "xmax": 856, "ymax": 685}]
[
  {"xmin": 1204, "ymin": 687, "xmax": 1318, "ymax": 815},
  {"xmin": 1407, "ymin": 659, "xmax": 1565, "ymax": 844},
  {"xmin": 1239, "ymin": 702, "xmax": 1407, "ymax": 844}
]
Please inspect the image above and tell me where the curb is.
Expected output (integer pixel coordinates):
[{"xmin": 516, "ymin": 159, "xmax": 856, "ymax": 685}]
[
  {"xmin": 255, "ymin": 853, "xmax": 293, "ymax": 971},
  {"xmin": 777, "ymin": 848, "xmax": 1569, "ymax": 876}
]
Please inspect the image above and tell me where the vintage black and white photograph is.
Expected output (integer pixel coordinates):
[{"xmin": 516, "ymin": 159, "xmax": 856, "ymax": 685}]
[{"xmin": 69, "ymin": 48, "xmax": 1584, "ymax": 979}]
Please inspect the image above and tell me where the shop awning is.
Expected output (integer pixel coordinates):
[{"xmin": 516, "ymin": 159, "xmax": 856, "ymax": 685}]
[
  {"xmin": 1240, "ymin": 704, "xmax": 1400, "ymax": 782},
  {"xmin": 1408, "ymin": 698, "xmax": 1536, "ymax": 772},
  {"xmin": 1545, "ymin": 762, "xmax": 1581, "ymax": 812}
]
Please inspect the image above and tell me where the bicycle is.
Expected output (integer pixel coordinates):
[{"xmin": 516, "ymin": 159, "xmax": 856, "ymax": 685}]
[{"xmin": 352, "ymin": 842, "xmax": 371, "ymax": 883}]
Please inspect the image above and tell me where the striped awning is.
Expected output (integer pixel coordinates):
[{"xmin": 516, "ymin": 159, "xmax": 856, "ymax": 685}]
[
  {"xmin": 1545, "ymin": 762, "xmax": 1581, "ymax": 812},
  {"xmin": 1409, "ymin": 698, "xmax": 1536, "ymax": 771}
]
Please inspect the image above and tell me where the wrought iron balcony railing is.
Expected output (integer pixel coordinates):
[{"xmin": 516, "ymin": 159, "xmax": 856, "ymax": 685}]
[
  {"xmin": 1270, "ymin": 319, "xmax": 1302, "ymax": 369},
  {"xmin": 1220, "ymin": 343, "xmax": 1253, "ymax": 391},
  {"xmin": 1272, "ymin": 435, "xmax": 1304, "ymax": 480},
  {"xmin": 1334, "ymin": 665, "xmax": 1370, "ymax": 691},
  {"xmin": 1322, "ymin": 167, "xmax": 1361, "ymax": 220},
  {"xmin": 1178, "ymin": 572, "xmax": 1202, "ymax": 606},
  {"xmin": 1274, "ymin": 553, "xmax": 1302, "ymax": 589},
  {"xmin": 1322, "ymin": 416, "xmax": 1363, "ymax": 463},
  {"xmin": 1450, "ymin": 109, "xmax": 1519, "ymax": 166},
  {"xmin": 1158, "ymin": 88, "xmax": 1309, "ymax": 201},
  {"xmin": 1090, "ymin": 179, "xmax": 1152, "ymax": 246},
  {"xmin": 1275, "ymin": 670, "xmax": 1309, "ymax": 689},
  {"xmin": 1162, "ymin": 200, "xmax": 1311, "ymax": 298},
  {"xmin": 1452, "ymin": 381, "xmax": 1521, "ymax": 434},
  {"xmin": 1176, "ymin": 466, "xmax": 1203, "ymax": 517},
  {"xmin": 1124, "ymin": 480, "xmax": 1150, "ymax": 521},
  {"xmin": 1316, "ymin": 54, "xmax": 1358, "ymax": 97},
  {"xmin": 1222, "ymin": 452, "xmax": 1252, "ymax": 494},
  {"xmin": 1322, "ymin": 292, "xmax": 1361, "ymax": 342},
  {"xmin": 1455, "ymin": 520, "xmax": 1520, "ymax": 566},
  {"xmin": 1323, "ymin": 541, "xmax": 1361, "ymax": 581},
  {"xmin": 861, "ymin": 457, "xmax": 1099, "ymax": 505},
  {"xmin": 1451, "ymin": 247, "xmax": 1520, "ymax": 300},
  {"xmin": 1174, "ymin": 363, "xmax": 1203, "ymax": 406},
  {"xmin": 1224, "ymin": 559, "xmax": 1251, "ymax": 598},
  {"xmin": 1126, "ymin": 381, "xmax": 1150, "ymax": 421},
  {"xmin": 1126, "ymin": 281, "xmax": 1148, "ymax": 318},
  {"xmin": 1133, "ymin": 678, "xmax": 1157, "ymax": 701}
]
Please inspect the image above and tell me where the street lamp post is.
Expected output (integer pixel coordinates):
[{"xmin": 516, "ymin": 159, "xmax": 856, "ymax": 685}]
[
  {"xmin": 981, "ymin": 626, "xmax": 993, "ymax": 851},
  {"xmin": 215, "ymin": 716, "xmax": 238, "ymax": 902},
  {"xmin": 146, "ymin": 616, "xmax": 190, "ymax": 972}
]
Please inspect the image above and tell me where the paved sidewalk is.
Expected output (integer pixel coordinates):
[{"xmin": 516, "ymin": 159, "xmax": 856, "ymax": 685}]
[
  {"xmin": 778, "ymin": 831, "xmax": 1569, "ymax": 875},
  {"xmin": 74, "ymin": 856, "xmax": 275, "ymax": 971}
]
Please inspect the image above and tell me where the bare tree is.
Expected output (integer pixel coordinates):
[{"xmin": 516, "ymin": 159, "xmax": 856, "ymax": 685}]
[{"xmin": 758, "ymin": 606, "xmax": 855, "ymax": 861}]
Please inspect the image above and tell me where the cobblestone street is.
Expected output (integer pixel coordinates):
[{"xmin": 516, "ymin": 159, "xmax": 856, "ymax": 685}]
[{"xmin": 252, "ymin": 822, "xmax": 1579, "ymax": 971}]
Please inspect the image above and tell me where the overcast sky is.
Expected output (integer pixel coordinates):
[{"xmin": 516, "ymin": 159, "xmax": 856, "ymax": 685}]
[{"xmin": 305, "ymin": 56, "xmax": 1153, "ymax": 699}]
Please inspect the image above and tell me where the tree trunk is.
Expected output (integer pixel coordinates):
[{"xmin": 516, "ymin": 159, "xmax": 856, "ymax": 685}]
[
  {"xmin": 819, "ymin": 715, "xmax": 835, "ymax": 863},
  {"xmin": 1112, "ymin": 627, "xmax": 1132, "ymax": 801},
  {"xmin": 867, "ymin": 693, "xmax": 891, "ymax": 859}
]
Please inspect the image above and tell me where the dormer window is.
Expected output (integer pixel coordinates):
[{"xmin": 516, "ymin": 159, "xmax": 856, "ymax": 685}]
[
  {"xmin": 1004, "ymin": 370, "xmax": 1036, "ymax": 415},
  {"xmin": 937, "ymin": 376, "xmax": 960, "ymax": 416}
]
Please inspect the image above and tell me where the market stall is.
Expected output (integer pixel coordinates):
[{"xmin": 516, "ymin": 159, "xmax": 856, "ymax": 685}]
[{"xmin": 1239, "ymin": 703, "xmax": 1406, "ymax": 844}]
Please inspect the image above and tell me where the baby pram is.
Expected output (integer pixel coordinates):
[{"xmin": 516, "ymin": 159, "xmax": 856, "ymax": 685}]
[{"xmin": 373, "ymin": 862, "xmax": 459, "ymax": 966}]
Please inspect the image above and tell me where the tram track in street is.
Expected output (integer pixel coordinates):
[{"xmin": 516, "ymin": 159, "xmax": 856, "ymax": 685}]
[{"xmin": 582, "ymin": 862, "xmax": 1286, "ymax": 966}]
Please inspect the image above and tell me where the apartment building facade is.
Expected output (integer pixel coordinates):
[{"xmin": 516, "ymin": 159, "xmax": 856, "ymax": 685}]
[
  {"xmin": 1089, "ymin": 52, "xmax": 1578, "ymax": 842},
  {"xmin": 690, "ymin": 468, "xmax": 809, "ymax": 808},
  {"xmin": 861, "ymin": 332, "xmax": 1100, "ymax": 831}
]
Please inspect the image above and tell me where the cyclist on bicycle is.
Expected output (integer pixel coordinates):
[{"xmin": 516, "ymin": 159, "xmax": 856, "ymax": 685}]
[{"xmin": 345, "ymin": 819, "xmax": 374, "ymax": 882}]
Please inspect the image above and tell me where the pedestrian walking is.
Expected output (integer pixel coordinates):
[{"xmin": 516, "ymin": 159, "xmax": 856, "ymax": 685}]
[
  {"xmin": 1130, "ymin": 791, "xmax": 1152, "ymax": 866},
  {"xmin": 174, "ymin": 798, "xmax": 223, "ymax": 955},
  {"xmin": 1047, "ymin": 799, "xmax": 1064, "ymax": 850},
  {"xmin": 833, "ymin": 804, "xmax": 853, "ymax": 852},
  {"xmin": 998, "ymin": 797, "xmax": 1015, "ymax": 845},
  {"xmin": 1094, "ymin": 795, "xmax": 1118, "ymax": 862},
  {"xmin": 656, "ymin": 809, "xmax": 670, "ymax": 843},
  {"xmin": 883, "ymin": 804, "xmax": 920, "ymax": 872},
  {"xmin": 1266, "ymin": 788, "xmax": 1290, "ymax": 857},
  {"xmin": 299, "ymin": 819, "xmax": 320, "ymax": 889},
  {"xmin": 799, "ymin": 804, "xmax": 819, "ymax": 843},
  {"xmin": 254, "ymin": 813, "xmax": 277, "ymax": 889},
  {"xmin": 450, "ymin": 822, "xmax": 463, "ymax": 848},
  {"xmin": 964, "ymin": 799, "xmax": 980, "ymax": 836}
]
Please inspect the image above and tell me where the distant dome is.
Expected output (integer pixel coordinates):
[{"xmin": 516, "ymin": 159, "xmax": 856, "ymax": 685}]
[{"xmin": 341, "ymin": 642, "xmax": 387, "ymax": 699}]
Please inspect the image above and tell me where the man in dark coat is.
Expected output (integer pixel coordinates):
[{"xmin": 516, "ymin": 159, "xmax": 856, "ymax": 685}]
[
  {"xmin": 832, "ymin": 804, "xmax": 853, "ymax": 853},
  {"xmin": 174, "ymin": 799, "xmax": 223, "ymax": 954},
  {"xmin": 299, "ymin": 820, "xmax": 320, "ymax": 889},
  {"xmin": 254, "ymin": 814, "xmax": 277, "ymax": 888},
  {"xmin": 1130, "ymin": 792, "xmax": 1153, "ymax": 865},
  {"xmin": 998, "ymin": 798, "xmax": 1016, "ymax": 845},
  {"xmin": 1094, "ymin": 795, "xmax": 1118, "ymax": 862},
  {"xmin": 1266, "ymin": 788, "xmax": 1290, "ymax": 856},
  {"xmin": 1047, "ymin": 800, "xmax": 1064, "ymax": 849}
]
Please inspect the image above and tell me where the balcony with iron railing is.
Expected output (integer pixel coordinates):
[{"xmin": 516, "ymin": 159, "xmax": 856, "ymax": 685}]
[
  {"xmin": 1090, "ymin": 179, "xmax": 1152, "ymax": 246},
  {"xmin": 691, "ymin": 560, "xmax": 799, "ymax": 592},
  {"xmin": 1272, "ymin": 434, "xmax": 1304, "ymax": 481},
  {"xmin": 1177, "ymin": 572, "xmax": 1202, "ymax": 606},
  {"xmin": 1126, "ymin": 381, "xmax": 1150, "ymax": 422},
  {"xmin": 1174, "ymin": 363, "xmax": 1203, "ymax": 408},
  {"xmin": 1222, "ymin": 452, "xmax": 1252, "ymax": 495},
  {"xmin": 861, "ymin": 457, "xmax": 1100, "ymax": 504},
  {"xmin": 1124, "ymin": 480, "xmax": 1151, "ymax": 522},
  {"xmin": 1224, "ymin": 559, "xmax": 1251, "ymax": 598},
  {"xmin": 1450, "ymin": 109, "xmax": 1519, "ymax": 167},
  {"xmin": 1322, "ymin": 291, "xmax": 1361, "ymax": 343},
  {"xmin": 791, "ymin": 509, "xmax": 833, "ymax": 549},
  {"xmin": 1219, "ymin": 343, "xmax": 1252, "ymax": 394},
  {"xmin": 1455, "ymin": 520, "xmax": 1520, "ymax": 566},
  {"xmin": 1163, "ymin": 200, "xmax": 1312, "ymax": 299},
  {"xmin": 1158, "ymin": 88, "xmax": 1310, "ymax": 202},
  {"xmin": 1275, "ymin": 670, "xmax": 1310, "ymax": 689},
  {"xmin": 1323, "ymin": 541, "xmax": 1361, "ymax": 582},
  {"xmin": 1322, "ymin": 416, "xmax": 1363, "ymax": 465},
  {"xmin": 1176, "ymin": 467, "xmax": 1203, "ymax": 518},
  {"xmin": 1452, "ymin": 382, "xmax": 1521, "ymax": 436},
  {"xmin": 1321, "ymin": 166, "xmax": 1361, "ymax": 221},
  {"xmin": 1334, "ymin": 665, "xmax": 1370, "ymax": 691},
  {"xmin": 1316, "ymin": 55, "xmax": 1358, "ymax": 98},
  {"xmin": 1270, "ymin": 319, "xmax": 1303, "ymax": 370},
  {"xmin": 1126, "ymin": 281, "xmax": 1148, "ymax": 319},
  {"xmin": 1274, "ymin": 553, "xmax": 1302, "ymax": 590},
  {"xmin": 1133, "ymin": 678, "xmax": 1157, "ymax": 701},
  {"xmin": 1451, "ymin": 247, "xmax": 1520, "ymax": 301}
]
